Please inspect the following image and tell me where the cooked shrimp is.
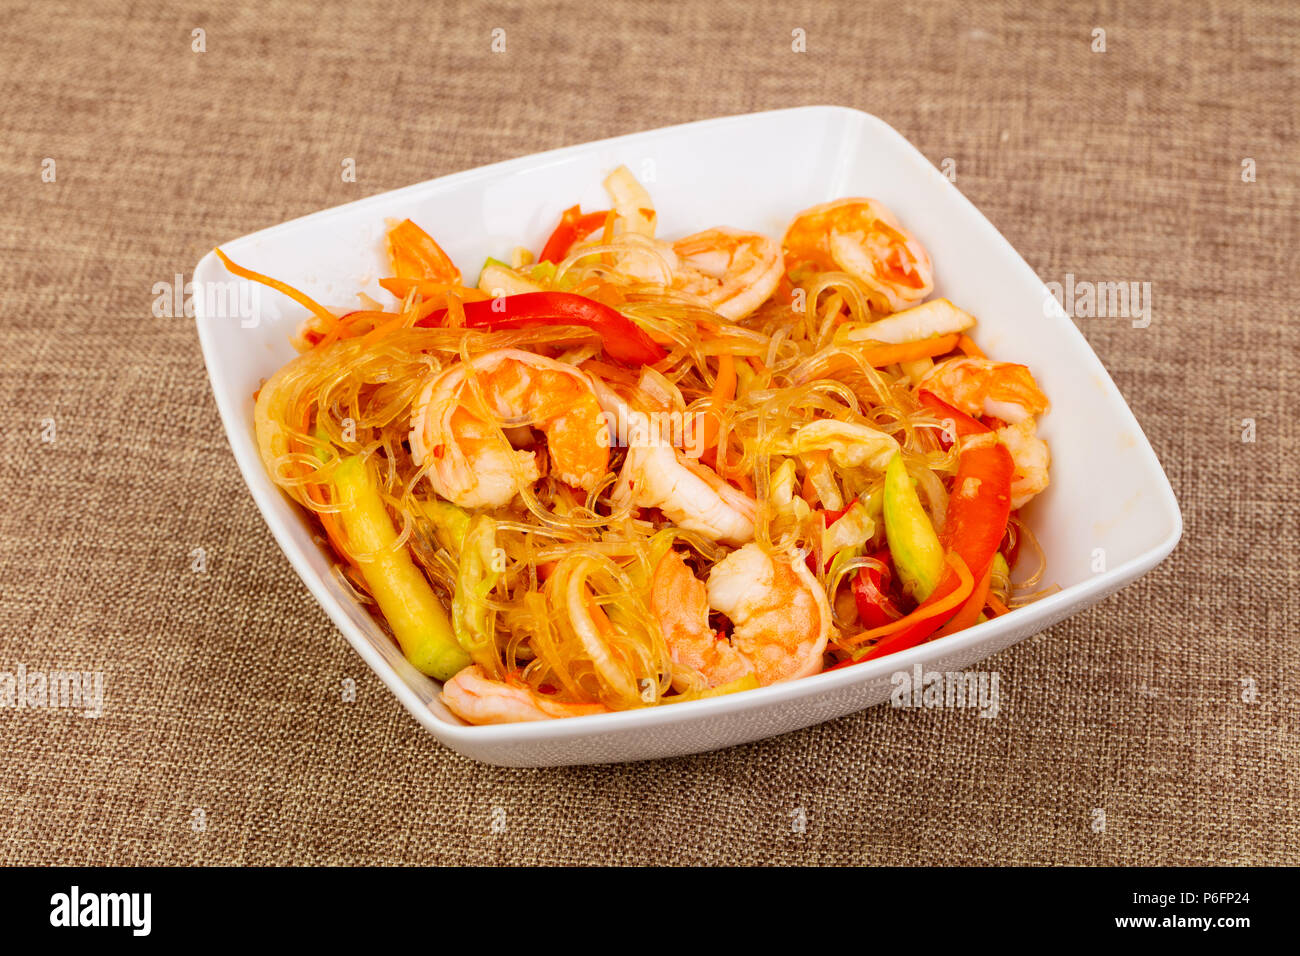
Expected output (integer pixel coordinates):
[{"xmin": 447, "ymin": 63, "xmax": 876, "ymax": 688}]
[
  {"xmin": 996, "ymin": 417, "xmax": 1051, "ymax": 509},
  {"xmin": 605, "ymin": 234, "xmax": 679, "ymax": 285},
  {"xmin": 783, "ymin": 198, "xmax": 934, "ymax": 312},
  {"xmin": 672, "ymin": 228, "xmax": 783, "ymax": 320},
  {"xmin": 441, "ymin": 665, "xmax": 608, "ymax": 724},
  {"xmin": 564, "ymin": 166, "xmax": 676, "ymax": 284},
  {"xmin": 705, "ymin": 543, "xmax": 831, "ymax": 685},
  {"xmin": 917, "ymin": 357, "xmax": 1050, "ymax": 424},
  {"xmin": 592, "ymin": 375, "xmax": 757, "ymax": 545},
  {"xmin": 409, "ymin": 348, "xmax": 609, "ymax": 509},
  {"xmin": 615, "ymin": 442, "xmax": 756, "ymax": 545},
  {"xmin": 651, "ymin": 549, "xmax": 755, "ymax": 690}
]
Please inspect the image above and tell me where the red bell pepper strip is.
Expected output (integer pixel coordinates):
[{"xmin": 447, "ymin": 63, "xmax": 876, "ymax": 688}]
[
  {"xmin": 918, "ymin": 389, "xmax": 985, "ymax": 446},
  {"xmin": 846, "ymin": 413, "xmax": 1014, "ymax": 661},
  {"xmin": 923, "ymin": 384, "xmax": 1020, "ymax": 573},
  {"xmin": 419, "ymin": 291, "xmax": 666, "ymax": 366},
  {"xmin": 853, "ymin": 551, "xmax": 905, "ymax": 629},
  {"xmin": 539, "ymin": 205, "xmax": 611, "ymax": 263},
  {"xmin": 821, "ymin": 505, "xmax": 849, "ymax": 526}
]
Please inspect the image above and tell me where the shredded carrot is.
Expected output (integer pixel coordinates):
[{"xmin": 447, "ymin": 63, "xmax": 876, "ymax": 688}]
[
  {"xmin": 412, "ymin": 293, "xmax": 455, "ymax": 326},
  {"xmin": 697, "ymin": 353, "xmax": 736, "ymax": 456},
  {"xmin": 844, "ymin": 553, "xmax": 974, "ymax": 644},
  {"xmin": 957, "ymin": 334, "xmax": 985, "ymax": 358},
  {"xmin": 315, "ymin": 309, "xmax": 394, "ymax": 349},
  {"xmin": 800, "ymin": 449, "xmax": 830, "ymax": 505},
  {"xmin": 986, "ymin": 593, "xmax": 1011, "ymax": 617},
  {"xmin": 936, "ymin": 562, "xmax": 993, "ymax": 637},
  {"xmin": 360, "ymin": 312, "xmax": 410, "ymax": 345},
  {"xmin": 214, "ymin": 247, "xmax": 338, "ymax": 330},
  {"xmin": 444, "ymin": 291, "xmax": 466, "ymax": 329},
  {"xmin": 860, "ymin": 333, "xmax": 960, "ymax": 368},
  {"xmin": 380, "ymin": 277, "xmax": 492, "ymax": 305}
]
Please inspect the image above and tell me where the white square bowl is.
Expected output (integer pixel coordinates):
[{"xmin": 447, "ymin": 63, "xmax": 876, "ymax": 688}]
[{"xmin": 195, "ymin": 106, "xmax": 1181, "ymax": 767}]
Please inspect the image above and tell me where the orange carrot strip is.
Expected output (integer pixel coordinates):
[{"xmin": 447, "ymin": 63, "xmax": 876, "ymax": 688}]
[
  {"xmin": 986, "ymin": 593, "xmax": 1011, "ymax": 617},
  {"xmin": 936, "ymin": 561, "xmax": 993, "ymax": 637},
  {"xmin": 360, "ymin": 313, "xmax": 409, "ymax": 345},
  {"xmin": 860, "ymin": 333, "xmax": 960, "ymax": 368},
  {"xmin": 379, "ymin": 276, "xmax": 491, "ymax": 303},
  {"xmin": 214, "ymin": 248, "xmax": 338, "ymax": 330},
  {"xmin": 957, "ymin": 334, "xmax": 985, "ymax": 358},
  {"xmin": 315, "ymin": 309, "xmax": 393, "ymax": 349},
  {"xmin": 697, "ymin": 353, "xmax": 736, "ymax": 456}
]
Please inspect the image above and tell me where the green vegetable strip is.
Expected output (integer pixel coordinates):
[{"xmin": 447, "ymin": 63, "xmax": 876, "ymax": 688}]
[
  {"xmin": 883, "ymin": 451, "xmax": 945, "ymax": 601},
  {"xmin": 332, "ymin": 456, "xmax": 471, "ymax": 681},
  {"xmin": 453, "ymin": 515, "xmax": 501, "ymax": 668}
]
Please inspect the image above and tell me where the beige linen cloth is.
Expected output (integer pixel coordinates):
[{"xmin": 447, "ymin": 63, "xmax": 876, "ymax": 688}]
[{"xmin": 0, "ymin": 0, "xmax": 1294, "ymax": 864}]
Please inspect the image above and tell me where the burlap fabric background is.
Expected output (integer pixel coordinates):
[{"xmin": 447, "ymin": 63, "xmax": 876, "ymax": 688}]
[{"xmin": 0, "ymin": 0, "xmax": 1295, "ymax": 866}]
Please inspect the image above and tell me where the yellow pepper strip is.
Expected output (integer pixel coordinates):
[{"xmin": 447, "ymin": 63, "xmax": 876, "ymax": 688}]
[
  {"xmin": 331, "ymin": 456, "xmax": 470, "ymax": 681},
  {"xmin": 883, "ymin": 452, "xmax": 945, "ymax": 601}
]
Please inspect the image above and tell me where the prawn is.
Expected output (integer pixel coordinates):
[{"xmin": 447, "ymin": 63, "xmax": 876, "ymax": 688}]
[
  {"xmin": 919, "ymin": 357, "xmax": 1052, "ymax": 508},
  {"xmin": 652, "ymin": 544, "xmax": 830, "ymax": 688},
  {"xmin": 917, "ymin": 357, "xmax": 1050, "ymax": 424},
  {"xmin": 614, "ymin": 442, "xmax": 756, "ymax": 545},
  {"xmin": 783, "ymin": 198, "xmax": 934, "ymax": 312},
  {"xmin": 592, "ymin": 374, "xmax": 757, "ymax": 546},
  {"xmin": 441, "ymin": 665, "xmax": 609, "ymax": 724},
  {"xmin": 996, "ymin": 417, "xmax": 1051, "ymax": 509},
  {"xmin": 409, "ymin": 348, "xmax": 609, "ymax": 509},
  {"xmin": 651, "ymin": 549, "xmax": 756, "ymax": 690},
  {"xmin": 707, "ymin": 544, "xmax": 831, "ymax": 685},
  {"xmin": 671, "ymin": 227, "xmax": 783, "ymax": 320}
]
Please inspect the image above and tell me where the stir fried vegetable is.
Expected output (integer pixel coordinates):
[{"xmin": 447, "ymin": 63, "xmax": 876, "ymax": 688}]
[
  {"xmin": 330, "ymin": 456, "xmax": 471, "ymax": 680},
  {"xmin": 883, "ymin": 452, "xmax": 944, "ymax": 601},
  {"xmin": 540, "ymin": 205, "xmax": 611, "ymax": 263},
  {"xmin": 422, "ymin": 291, "xmax": 666, "ymax": 366},
  {"xmin": 452, "ymin": 515, "xmax": 502, "ymax": 670}
]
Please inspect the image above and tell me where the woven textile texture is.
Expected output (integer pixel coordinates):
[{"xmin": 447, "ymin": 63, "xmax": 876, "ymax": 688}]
[{"xmin": 0, "ymin": 0, "xmax": 1295, "ymax": 865}]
